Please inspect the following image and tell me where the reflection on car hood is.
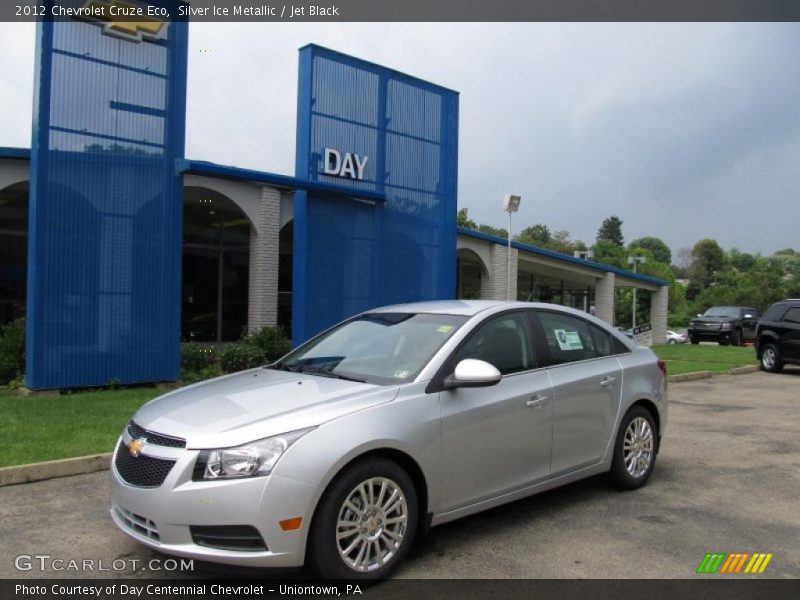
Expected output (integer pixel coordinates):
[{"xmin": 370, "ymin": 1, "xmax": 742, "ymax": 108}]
[{"xmin": 132, "ymin": 368, "xmax": 398, "ymax": 449}]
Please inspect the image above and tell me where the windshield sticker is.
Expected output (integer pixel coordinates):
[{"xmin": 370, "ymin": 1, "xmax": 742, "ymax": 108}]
[
  {"xmin": 436, "ymin": 325, "xmax": 454, "ymax": 333},
  {"xmin": 555, "ymin": 329, "xmax": 584, "ymax": 351},
  {"xmin": 393, "ymin": 369, "xmax": 410, "ymax": 378}
]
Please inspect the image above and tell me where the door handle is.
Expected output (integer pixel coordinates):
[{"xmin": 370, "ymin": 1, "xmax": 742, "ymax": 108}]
[
  {"xmin": 600, "ymin": 376, "xmax": 618, "ymax": 388},
  {"xmin": 526, "ymin": 394, "xmax": 549, "ymax": 408}
]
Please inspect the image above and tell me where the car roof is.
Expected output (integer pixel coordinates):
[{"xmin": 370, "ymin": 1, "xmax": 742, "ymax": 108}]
[
  {"xmin": 367, "ymin": 300, "xmax": 508, "ymax": 316},
  {"xmin": 365, "ymin": 299, "xmax": 598, "ymax": 318}
]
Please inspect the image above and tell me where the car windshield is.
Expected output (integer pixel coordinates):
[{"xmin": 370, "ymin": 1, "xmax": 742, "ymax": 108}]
[
  {"xmin": 273, "ymin": 313, "xmax": 468, "ymax": 385},
  {"xmin": 703, "ymin": 307, "xmax": 740, "ymax": 318}
]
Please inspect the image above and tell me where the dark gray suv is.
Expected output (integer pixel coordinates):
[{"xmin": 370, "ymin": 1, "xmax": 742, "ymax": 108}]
[
  {"xmin": 688, "ymin": 306, "xmax": 760, "ymax": 346},
  {"xmin": 756, "ymin": 300, "xmax": 800, "ymax": 373}
]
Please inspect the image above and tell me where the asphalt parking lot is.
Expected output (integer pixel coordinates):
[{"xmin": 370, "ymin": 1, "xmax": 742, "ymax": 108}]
[{"xmin": 1, "ymin": 369, "xmax": 798, "ymax": 579}]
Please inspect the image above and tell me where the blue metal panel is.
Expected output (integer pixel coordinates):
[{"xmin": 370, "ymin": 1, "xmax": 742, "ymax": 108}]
[
  {"xmin": 293, "ymin": 45, "xmax": 459, "ymax": 345},
  {"xmin": 26, "ymin": 1, "xmax": 188, "ymax": 389}
]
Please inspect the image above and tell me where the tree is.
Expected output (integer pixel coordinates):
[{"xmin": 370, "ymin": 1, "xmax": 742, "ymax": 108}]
[
  {"xmin": 477, "ymin": 224, "xmax": 509, "ymax": 238},
  {"xmin": 456, "ymin": 207, "xmax": 477, "ymax": 230},
  {"xmin": 686, "ymin": 239, "xmax": 726, "ymax": 300},
  {"xmin": 516, "ymin": 224, "xmax": 552, "ymax": 246},
  {"xmin": 592, "ymin": 239, "xmax": 626, "ymax": 269},
  {"xmin": 629, "ymin": 236, "xmax": 672, "ymax": 265},
  {"xmin": 597, "ymin": 215, "xmax": 624, "ymax": 247}
]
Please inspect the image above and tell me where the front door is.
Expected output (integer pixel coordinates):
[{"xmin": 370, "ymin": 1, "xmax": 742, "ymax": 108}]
[{"xmin": 440, "ymin": 312, "xmax": 552, "ymax": 510}]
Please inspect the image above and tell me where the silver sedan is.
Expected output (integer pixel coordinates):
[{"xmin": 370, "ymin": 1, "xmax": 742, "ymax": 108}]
[{"xmin": 109, "ymin": 300, "xmax": 667, "ymax": 579}]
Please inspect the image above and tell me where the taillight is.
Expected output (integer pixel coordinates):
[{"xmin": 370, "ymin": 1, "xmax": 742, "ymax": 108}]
[{"xmin": 657, "ymin": 359, "xmax": 667, "ymax": 377}]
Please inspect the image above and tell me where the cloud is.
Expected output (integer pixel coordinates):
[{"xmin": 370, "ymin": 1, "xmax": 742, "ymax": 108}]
[{"xmin": 1, "ymin": 22, "xmax": 798, "ymax": 255}]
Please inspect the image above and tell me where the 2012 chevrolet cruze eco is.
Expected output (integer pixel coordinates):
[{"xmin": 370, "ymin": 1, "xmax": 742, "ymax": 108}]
[{"xmin": 110, "ymin": 300, "xmax": 667, "ymax": 579}]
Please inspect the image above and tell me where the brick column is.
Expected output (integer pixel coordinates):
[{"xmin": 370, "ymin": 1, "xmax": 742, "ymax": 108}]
[
  {"xmin": 481, "ymin": 244, "xmax": 518, "ymax": 300},
  {"xmin": 594, "ymin": 272, "xmax": 615, "ymax": 325},
  {"xmin": 650, "ymin": 285, "xmax": 669, "ymax": 345},
  {"xmin": 248, "ymin": 186, "xmax": 281, "ymax": 331}
]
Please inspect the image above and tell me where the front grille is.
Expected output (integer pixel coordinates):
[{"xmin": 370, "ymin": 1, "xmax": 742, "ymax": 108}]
[
  {"xmin": 114, "ymin": 442, "xmax": 176, "ymax": 488},
  {"xmin": 190, "ymin": 525, "xmax": 267, "ymax": 552},
  {"xmin": 115, "ymin": 507, "xmax": 160, "ymax": 541},
  {"xmin": 127, "ymin": 421, "xmax": 186, "ymax": 448}
]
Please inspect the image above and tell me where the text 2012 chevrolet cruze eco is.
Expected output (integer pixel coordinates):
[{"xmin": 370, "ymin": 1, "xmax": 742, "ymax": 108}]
[{"xmin": 110, "ymin": 300, "xmax": 667, "ymax": 579}]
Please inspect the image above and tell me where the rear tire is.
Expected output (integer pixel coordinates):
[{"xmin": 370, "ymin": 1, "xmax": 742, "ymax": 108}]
[
  {"xmin": 611, "ymin": 406, "xmax": 658, "ymax": 490},
  {"xmin": 690, "ymin": 336, "xmax": 699, "ymax": 345},
  {"xmin": 307, "ymin": 458, "xmax": 418, "ymax": 580},
  {"xmin": 669, "ymin": 339, "xmax": 676, "ymax": 345},
  {"xmin": 760, "ymin": 343, "xmax": 783, "ymax": 373}
]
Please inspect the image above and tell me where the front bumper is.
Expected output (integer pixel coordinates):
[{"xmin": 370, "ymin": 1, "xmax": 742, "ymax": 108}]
[
  {"xmin": 688, "ymin": 328, "xmax": 730, "ymax": 342},
  {"xmin": 109, "ymin": 437, "xmax": 319, "ymax": 568}
]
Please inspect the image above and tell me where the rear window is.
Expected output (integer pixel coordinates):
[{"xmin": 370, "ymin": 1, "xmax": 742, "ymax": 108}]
[{"xmin": 762, "ymin": 304, "xmax": 788, "ymax": 322}]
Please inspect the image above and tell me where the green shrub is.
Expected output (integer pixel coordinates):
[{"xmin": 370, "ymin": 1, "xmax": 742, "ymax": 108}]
[
  {"xmin": 181, "ymin": 343, "xmax": 217, "ymax": 372},
  {"xmin": 0, "ymin": 318, "xmax": 26, "ymax": 385},
  {"xmin": 218, "ymin": 343, "xmax": 266, "ymax": 373},
  {"xmin": 243, "ymin": 326, "xmax": 291, "ymax": 363},
  {"xmin": 181, "ymin": 365, "xmax": 223, "ymax": 385}
]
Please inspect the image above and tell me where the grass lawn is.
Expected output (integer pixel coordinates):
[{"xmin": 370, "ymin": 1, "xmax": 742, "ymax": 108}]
[
  {"xmin": 653, "ymin": 344, "xmax": 758, "ymax": 376},
  {"xmin": 0, "ymin": 387, "xmax": 162, "ymax": 468}
]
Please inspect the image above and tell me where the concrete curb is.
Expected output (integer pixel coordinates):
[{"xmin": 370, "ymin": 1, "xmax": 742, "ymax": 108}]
[
  {"xmin": 0, "ymin": 453, "xmax": 111, "ymax": 487},
  {"xmin": 668, "ymin": 371, "xmax": 713, "ymax": 382},
  {"xmin": 729, "ymin": 365, "xmax": 760, "ymax": 375}
]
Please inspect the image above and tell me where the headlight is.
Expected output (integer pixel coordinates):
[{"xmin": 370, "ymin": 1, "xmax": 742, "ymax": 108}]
[
  {"xmin": 193, "ymin": 428, "xmax": 314, "ymax": 481},
  {"xmin": 720, "ymin": 322, "xmax": 731, "ymax": 330}
]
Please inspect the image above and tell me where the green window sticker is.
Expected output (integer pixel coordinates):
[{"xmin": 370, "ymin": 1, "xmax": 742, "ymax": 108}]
[{"xmin": 555, "ymin": 329, "xmax": 584, "ymax": 351}]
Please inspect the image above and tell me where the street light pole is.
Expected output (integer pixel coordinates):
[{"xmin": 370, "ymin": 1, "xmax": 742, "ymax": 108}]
[{"xmin": 503, "ymin": 195, "xmax": 521, "ymax": 301}]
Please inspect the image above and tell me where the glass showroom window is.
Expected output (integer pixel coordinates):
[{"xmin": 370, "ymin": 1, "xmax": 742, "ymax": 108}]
[{"xmin": 182, "ymin": 192, "xmax": 250, "ymax": 342}]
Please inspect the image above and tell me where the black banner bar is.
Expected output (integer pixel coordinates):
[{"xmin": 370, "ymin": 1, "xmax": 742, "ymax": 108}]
[{"xmin": 4, "ymin": 0, "xmax": 800, "ymax": 23}]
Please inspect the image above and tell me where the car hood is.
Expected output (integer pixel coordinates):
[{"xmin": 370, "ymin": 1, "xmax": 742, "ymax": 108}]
[{"xmin": 131, "ymin": 368, "xmax": 398, "ymax": 449}]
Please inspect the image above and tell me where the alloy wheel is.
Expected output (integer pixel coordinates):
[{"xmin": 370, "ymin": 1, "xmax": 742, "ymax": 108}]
[
  {"xmin": 623, "ymin": 417, "xmax": 654, "ymax": 478},
  {"xmin": 335, "ymin": 477, "xmax": 409, "ymax": 572},
  {"xmin": 762, "ymin": 347, "xmax": 776, "ymax": 370}
]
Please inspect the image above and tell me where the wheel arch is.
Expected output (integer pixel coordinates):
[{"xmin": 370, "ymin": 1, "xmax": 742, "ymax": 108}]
[
  {"xmin": 305, "ymin": 446, "xmax": 431, "ymax": 560},
  {"xmin": 629, "ymin": 398, "xmax": 661, "ymax": 438}
]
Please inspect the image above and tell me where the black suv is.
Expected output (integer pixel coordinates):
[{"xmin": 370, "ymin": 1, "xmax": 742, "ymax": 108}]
[
  {"xmin": 688, "ymin": 306, "xmax": 760, "ymax": 346},
  {"xmin": 755, "ymin": 300, "xmax": 800, "ymax": 373}
]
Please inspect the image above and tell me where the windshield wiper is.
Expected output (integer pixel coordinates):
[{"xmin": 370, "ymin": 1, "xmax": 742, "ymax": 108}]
[{"xmin": 291, "ymin": 365, "xmax": 367, "ymax": 383}]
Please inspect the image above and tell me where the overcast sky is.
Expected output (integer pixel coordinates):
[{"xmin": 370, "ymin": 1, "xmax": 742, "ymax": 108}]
[{"xmin": 1, "ymin": 22, "xmax": 799, "ymax": 256}]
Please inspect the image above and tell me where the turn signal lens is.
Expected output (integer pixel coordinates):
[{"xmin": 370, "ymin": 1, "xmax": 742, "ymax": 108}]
[
  {"xmin": 279, "ymin": 517, "xmax": 303, "ymax": 531},
  {"xmin": 657, "ymin": 359, "xmax": 667, "ymax": 377}
]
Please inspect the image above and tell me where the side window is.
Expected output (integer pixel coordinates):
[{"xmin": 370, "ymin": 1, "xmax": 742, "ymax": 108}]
[
  {"xmin": 784, "ymin": 307, "xmax": 800, "ymax": 324},
  {"xmin": 453, "ymin": 313, "xmax": 534, "ymax": 375},
  {"xmin": 589, "ymin": 324, "xmax": 613, "ymax": 357},
  {"xmin": 536, "ymin": 311, "xmax": 603, "ymax": 365}
]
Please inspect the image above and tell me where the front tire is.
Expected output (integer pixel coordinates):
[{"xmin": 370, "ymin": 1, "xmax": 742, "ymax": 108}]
[
  {"xmin": 690, "ymin": 336, "xmax": 699, "ymax": 345},
  {"xmin": 760, "ymin": 343, "xmax": 783, "ymax": 373},
  {"xmin": 307, "ymin": 458, "xmax": 418, "ymax": 580},
  {"xmin": 611, "ymin": 406, "xmax": 658, "ymax": 490},
  {"xmin": 730, "ymin": 329, "xmax": 741, "ymax": 347}
]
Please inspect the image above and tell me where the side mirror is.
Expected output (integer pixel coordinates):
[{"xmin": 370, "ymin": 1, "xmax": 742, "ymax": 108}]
[{"xmin": 445, "ymin": 359, "xmax": 502, "ymax": 389}]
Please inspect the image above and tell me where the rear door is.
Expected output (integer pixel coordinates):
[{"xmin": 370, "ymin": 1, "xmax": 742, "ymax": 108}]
[{"xmin": 532, "ymin": 310, "xmax": 623, "ymax": 475}]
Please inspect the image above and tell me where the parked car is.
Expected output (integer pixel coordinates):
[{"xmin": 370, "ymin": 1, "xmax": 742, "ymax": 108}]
[
  {"xmin": 755, "ymin": 299, "xmax": 800, "ymax": 373},
  {"xmin": 666, "ymin": 330, "xmax": 688, "ymax": 344},
  {"xmin": 110, "ymin": 300, "xmax": 668, "ymax": 580},
  {"xmin": 687, "ymin": 306, "xmax": 760, "ymax": 346}
]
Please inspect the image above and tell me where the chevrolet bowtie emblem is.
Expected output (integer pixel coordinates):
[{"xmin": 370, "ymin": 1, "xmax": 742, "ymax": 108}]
[
  {"xmin": 80, "ymin": 0, "xmax": 168, "ymax": 44},
  {"xmin": 127, "ymin": 437, "xmax": 147, "ymax": 457}
]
